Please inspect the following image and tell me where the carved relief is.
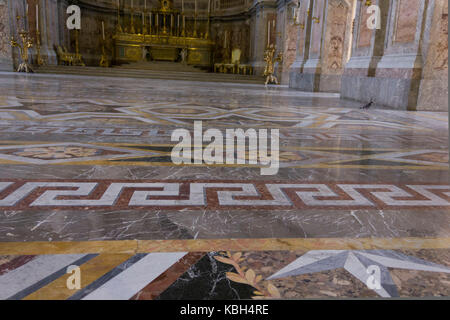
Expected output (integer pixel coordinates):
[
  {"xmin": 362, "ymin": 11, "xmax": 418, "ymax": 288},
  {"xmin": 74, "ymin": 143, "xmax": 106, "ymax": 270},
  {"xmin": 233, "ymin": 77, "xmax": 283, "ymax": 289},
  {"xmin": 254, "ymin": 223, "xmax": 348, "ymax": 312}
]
[
  {"xmin": 328, "ymin": 35, "xmax": 343, "ymax": 70},
  {"xmin": 0, "ymin": 2, "xmax": 11, "ymax": 60},
  {"xmin": 325, "ymin": 0, "xmax": 347, "ymax": 72}
]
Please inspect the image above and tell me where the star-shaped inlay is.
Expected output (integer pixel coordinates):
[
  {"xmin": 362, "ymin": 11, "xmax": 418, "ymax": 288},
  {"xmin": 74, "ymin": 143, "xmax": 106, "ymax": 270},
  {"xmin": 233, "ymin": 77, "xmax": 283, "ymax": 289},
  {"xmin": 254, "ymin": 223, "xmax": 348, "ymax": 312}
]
[{"xmin": 267, "ymin": 250, "xmax": 450, "ymax": 297}]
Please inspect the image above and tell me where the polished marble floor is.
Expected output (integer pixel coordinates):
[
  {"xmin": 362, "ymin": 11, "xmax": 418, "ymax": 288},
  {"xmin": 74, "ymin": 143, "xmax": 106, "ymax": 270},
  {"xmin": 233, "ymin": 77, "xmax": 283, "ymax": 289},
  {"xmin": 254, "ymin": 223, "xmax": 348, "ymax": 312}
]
[{"xmin": 0, "ymin": 72, "xmax": 449, "ymax": 299}]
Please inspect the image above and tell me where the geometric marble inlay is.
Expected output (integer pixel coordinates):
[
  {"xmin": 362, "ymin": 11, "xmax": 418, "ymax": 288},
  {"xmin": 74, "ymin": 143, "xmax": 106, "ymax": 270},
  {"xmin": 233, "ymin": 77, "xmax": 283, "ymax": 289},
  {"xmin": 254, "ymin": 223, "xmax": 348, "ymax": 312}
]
[{"xmin": 268, "ymin": 250, "xmax": 450, "ymax": 297}]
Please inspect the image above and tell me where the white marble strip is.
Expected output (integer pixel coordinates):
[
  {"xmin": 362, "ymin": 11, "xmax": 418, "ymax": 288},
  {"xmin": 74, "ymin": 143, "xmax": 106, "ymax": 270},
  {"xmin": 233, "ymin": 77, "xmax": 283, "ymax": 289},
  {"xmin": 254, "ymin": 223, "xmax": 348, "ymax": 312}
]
[
  {"xmin": 0, "ymin": 254, "xmax": 86, "ymax": 300},
  {"xmin": 82, "ymin": 252, "xmax": 187, "ymax": 300}
]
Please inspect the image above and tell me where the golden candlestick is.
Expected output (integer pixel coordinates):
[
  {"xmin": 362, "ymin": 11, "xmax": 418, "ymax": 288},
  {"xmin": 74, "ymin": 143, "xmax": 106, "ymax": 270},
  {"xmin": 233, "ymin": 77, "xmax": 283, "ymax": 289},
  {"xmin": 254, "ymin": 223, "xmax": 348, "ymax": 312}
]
[
  {"xmin": 99, "ymin": 39, "xmax": 109, "ymax": 67},
  {"xmin": 117, "ymin": 4, "xmax": 123, "ymax": 33},
  {"xmin": 205, "ymin": 14, "xmax": 210, "ymax": 39},
  {"xmin": 10, "ymin": 19, "xmax": 34, "ymax": 73},
  {"xmin": 72, "ymin": 29, "xmax": 85, "ymax": 66},
  {"xmin": 130, "ymin": 9, "xmax": 135, "ymax": 34},
  {"xmin": 35, "ymin": 30, "xmax": 45, "ymax": 66},
  {"xmin": 162, "ymin": 14, "xmax": 167, "ymax": 34},
  {"xmin": 181, "ymin": 14, "xmax": 186, "ymax": 37},
  {"xmin": 264, "ymin": 44, "xmax": 283, "ymax": 86},
  {"xmin": 193, "ymin": 13, "xmax": 198, "ymax": 38}
]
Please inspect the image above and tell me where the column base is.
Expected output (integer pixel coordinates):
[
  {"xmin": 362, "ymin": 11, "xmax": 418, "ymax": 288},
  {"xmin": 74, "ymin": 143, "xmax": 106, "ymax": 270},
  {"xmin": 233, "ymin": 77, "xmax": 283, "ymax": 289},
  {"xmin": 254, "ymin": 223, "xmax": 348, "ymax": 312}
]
[
  {"xmin": 0, "ymin": 57, "xmax": 14, "ymax": 72},
  {"xmin": 340, "ymin": 74, "xmax": 421, "ymax": 111},
  {"xmin": 417, "ymin": 78, "xmax": 449, "ymax": 111}
]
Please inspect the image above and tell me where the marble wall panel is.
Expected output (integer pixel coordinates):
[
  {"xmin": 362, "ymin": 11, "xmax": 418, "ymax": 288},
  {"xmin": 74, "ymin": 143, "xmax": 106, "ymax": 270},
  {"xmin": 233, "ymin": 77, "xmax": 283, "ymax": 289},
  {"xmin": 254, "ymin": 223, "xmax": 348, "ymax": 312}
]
[
  {"xmin": 394, "ymin": 0, "xmax": 420, "ymax": 43},
  {"xmin": 417, "ymin": 0, "xmax": 448, "ymax": 111},
  {"xmin": 357, "ymin": 3, "xmax": 372, "ymax": 48},
  {"xmin": 0, "ymin": 0, "xmax": 12, "ymax": 70},
  {"xmin": 281, "ymin": 19, "xmax": 298, "ymax": 84},
  {"xmin": 322, "ymin": 0, "xmax": 348, "ymax": 74}
]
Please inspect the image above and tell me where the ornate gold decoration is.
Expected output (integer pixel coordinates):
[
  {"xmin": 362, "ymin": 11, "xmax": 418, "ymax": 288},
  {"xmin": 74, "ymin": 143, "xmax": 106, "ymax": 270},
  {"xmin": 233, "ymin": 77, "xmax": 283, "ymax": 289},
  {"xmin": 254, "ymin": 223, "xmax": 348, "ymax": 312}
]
[
  {"xmin": 264, "ymin": 44, "xmax": 283, "ymax": 86},
  {"xmin": 214, "ymin": 252, "xmax": 281, "ymax": 300},
  {"xmin": 114, "ymin": 0, "xmax": 213, "ymax": 67},
  {"xmin": 10, "ymin": 16, "xmax": 33, "ymax": 73},
  {"xmin": 312, "ymin": 17, "xmax": 320, "ymax": 23}
]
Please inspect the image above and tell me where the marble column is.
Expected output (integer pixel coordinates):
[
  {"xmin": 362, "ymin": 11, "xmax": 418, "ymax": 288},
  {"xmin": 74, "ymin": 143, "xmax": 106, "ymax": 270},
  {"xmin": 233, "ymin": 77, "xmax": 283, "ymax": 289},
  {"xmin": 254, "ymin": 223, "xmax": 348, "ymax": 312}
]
[
  {"xmin": 341, "ymin": 0, "xmax": 435, "ymax": 110},
  {"xmin": 0, "ymin": 0, "xmax": 13, "ymax": 71},
  {"xmin": 417, "ymin": 0, "xmax": 448, "ymax": 111},
  {"xmin": 276, "ymin": 0, "xmax": 299, "ymax": 85},
  {"xmin": 289, "ymin": 0, "xmax": 327, "ymax": 91},
  {"xmin": 317, "ymin": 0, "xmax": 354, "ymax": 92},
  {"xmin": 249, "ymin": 0, "xmax": 278, "ymax": 75},
  {"xmin": 40, "ymin": 0, "xmax": 61, "ymax": 65}
]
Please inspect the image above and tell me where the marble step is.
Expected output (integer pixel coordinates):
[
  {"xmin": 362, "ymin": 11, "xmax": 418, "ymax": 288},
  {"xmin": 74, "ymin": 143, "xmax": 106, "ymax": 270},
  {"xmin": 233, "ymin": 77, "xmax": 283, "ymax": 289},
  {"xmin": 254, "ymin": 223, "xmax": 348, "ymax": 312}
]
[
  {"xmin": 114, "ymin": 61, "xmax": 208, "ymax": 73},
  {"xmin": 36, "ymin": 66, "xmax": 263, "ymax": 84}
]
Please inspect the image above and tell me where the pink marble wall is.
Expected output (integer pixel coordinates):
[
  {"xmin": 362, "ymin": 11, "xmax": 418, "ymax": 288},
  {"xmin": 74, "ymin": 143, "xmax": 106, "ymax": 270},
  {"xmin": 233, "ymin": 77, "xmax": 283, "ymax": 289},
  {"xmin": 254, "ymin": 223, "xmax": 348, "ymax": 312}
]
[
  {"xmin": 417, "ymin": 0, "xmax": 448, "ymax": 110},
  {"xmin": 0, "ymin": 2, "xmax": 11, "ymax": 62},
  {"xmin": 394, "ymin": 0, "xmax": 420, "ymax": 43},
  {"xmin": 281, "ymin": 17, "xmax": 298, "ymax": 82}
]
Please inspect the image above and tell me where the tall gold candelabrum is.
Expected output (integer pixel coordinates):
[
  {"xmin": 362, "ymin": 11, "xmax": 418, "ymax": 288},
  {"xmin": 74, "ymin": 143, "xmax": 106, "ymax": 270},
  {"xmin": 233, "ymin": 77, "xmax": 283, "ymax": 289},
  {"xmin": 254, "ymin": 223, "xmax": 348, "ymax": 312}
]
[
  {"xmin": 72, "ymin": 29, "xmax": 85, "ymax": 66},
  {"xmin": 205, "ymin": 14, "xmax": 210, "ymax": 39},
  {"xmin": 117, "ymin": 4, "xmax": 123, "ymax": 33},
  {"xmin": 35, "ymin": 30, "xmax": 45, "ymax": 66},
  {"xmin": 99, "ymin": 39, "xmax": 109, "ymax": 68},
  {"xmin": 263, "ymin": 44, "xmax": 283, "ymax": 86},
  {"xmin": 193, "ymin": 13, "xmax": 198, "ymax": 38},
  {"xmin": 130, "ymin": 9, "xmax": 136, "ymax": 34},
  {"xmin": 181, "ymin": 14, "xmax": 186, "ymax": 37},
  {"xmin": 10, "ymin": 15, "xmax": 34, "ymax": 73}
]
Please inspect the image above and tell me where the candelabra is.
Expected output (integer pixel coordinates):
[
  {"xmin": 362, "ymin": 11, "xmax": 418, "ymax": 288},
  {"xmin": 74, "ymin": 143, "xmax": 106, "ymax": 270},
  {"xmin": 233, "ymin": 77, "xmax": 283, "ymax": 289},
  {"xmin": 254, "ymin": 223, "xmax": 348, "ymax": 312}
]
[
  {"xmin": 263, "ymin": 44, "xmax": 283, "ymax": 86},
  {"xmin": 181, "ymin": 14, "xmax": 186, "ymax": 37},
  {"xmin": 10, "ymin": 16, "xmax": 34, "ymax": 73},
  {"xmin": 117, "ymin": 4, "xmax": 123, "ymax": 33},
  {"xmin": 99, "ymin": 39, "xmax": 109, "ymax": 68},
  {"xmin": 35, "ymin": 30, "xmax": 45, "ymax": 66},
  {"xmin": 193, "ymin": 14, "xmax": 198, "ymax": 38},
  {"xmin": 205, "ymin": 13, "xmax": 210, "ymax": 39},
  {"xmin": 130, "ymin": 9, "xmax": 136, "ymax": 34},
  {"xmin": 162, "ymin": 14, "xmax": 168, "ymax": 35},
  {"xmin": 72, "ymin": 29, "xmax": 85, "ymax": 66}
]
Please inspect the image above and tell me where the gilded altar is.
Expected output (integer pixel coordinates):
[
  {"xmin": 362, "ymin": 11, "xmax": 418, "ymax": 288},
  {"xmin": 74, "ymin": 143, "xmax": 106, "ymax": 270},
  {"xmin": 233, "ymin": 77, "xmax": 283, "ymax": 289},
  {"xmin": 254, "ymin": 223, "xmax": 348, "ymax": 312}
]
[
  {"xmin": 114, "ymin": 0, "xmax": 214, "ymax": 67},
  {"xmin": 114, "ymin": 34, "xmax": 214, "ymax": 66}
]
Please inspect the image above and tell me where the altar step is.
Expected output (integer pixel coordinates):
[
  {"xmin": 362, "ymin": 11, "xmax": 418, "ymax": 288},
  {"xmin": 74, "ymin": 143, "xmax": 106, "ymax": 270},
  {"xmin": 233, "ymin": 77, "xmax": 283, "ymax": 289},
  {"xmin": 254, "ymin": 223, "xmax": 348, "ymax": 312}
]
[
  {"xmin": 36, "ymin": 65, "xmax": 263, "ymax": 84},
  {"xmin": 114, "ymin": 61, "xmax": 208, "ymax": 73}
]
